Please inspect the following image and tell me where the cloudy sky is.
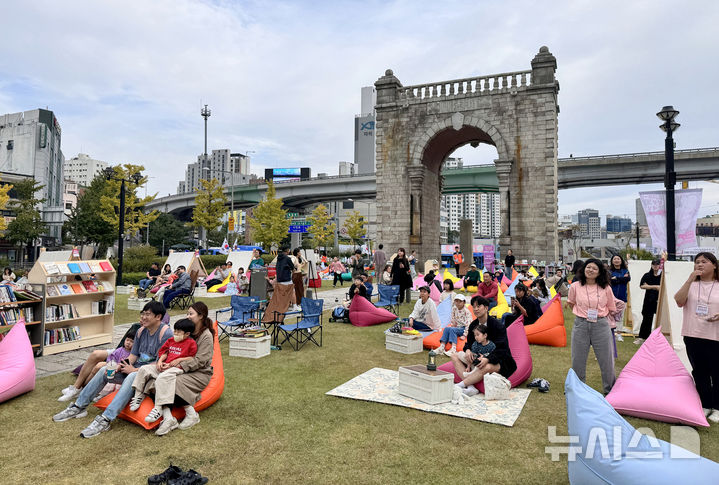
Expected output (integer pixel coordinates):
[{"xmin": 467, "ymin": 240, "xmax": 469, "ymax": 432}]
[{"xmin": 2, "ymin": 1, "xmax": 718, "ymax": 219}]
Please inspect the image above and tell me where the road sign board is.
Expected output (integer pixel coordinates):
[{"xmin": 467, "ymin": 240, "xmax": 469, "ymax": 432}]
[
  {"xmin": 228, "ymin": 216, "xmax": 235, "ymax": 232},
  {"xmin": 289, "ymin": 225, "xmax": 310, "ymax": 233}
]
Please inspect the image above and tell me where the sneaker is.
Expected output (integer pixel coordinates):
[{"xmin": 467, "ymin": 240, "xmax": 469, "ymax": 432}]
[
  {"xmin": 633, "ymin": 338, "xmax": 645, "ymax": 345},
  {"xmin": 145, "ymin": 407, "xmax": 163, "ymax": 423},
  {"xmin": 462, "ymin": 386, "xmax": 479, "ymax": 397},
  {"xmin": 168, "ymin": 469, "xmax": 208, "ymax": 485},
  {"xmin": 538, "ymin": 379, "xmax": 550, "ymax": 393},
  {"xmin": 80, "ymin": 415, "xmax": 111, "ymax": 438},
  {"xmin": 178, "ymin": 411, "xmax": 200, "ymax": 430},
  {"xmin": 155, "ymin": 417, "xmax": 179, "ymax": 436},
  {"xmin": 704, "ymin": 408, "xmax": 712, "ymax": 417},
  {"xmin": 443, "ymin": 348, "xmax": 456, "ymax": 357},
  {"xmin": 53, "ymin": 404, "xmax": 88, "ymax": 422},
  {"xmin": 148, "ymin": 464, "xmax": 183, "ymax": 485},
  {"xmin": 709, "ymin": 410, "xmax": 719, "ymax": 423},
  {"xmin": 129, "ymin": 395, "xmax": 144, "ymax": 412},
  {"xmin": 527, "ymin": 378, "xmax": 543, "ymax": 388},
  {"xmin": 615, "ymin": 334, "xmax": 624, "ymax": 342},
  {"xmin": 58, "ymin": 386, "xmax": 81, "ymax": 402}
]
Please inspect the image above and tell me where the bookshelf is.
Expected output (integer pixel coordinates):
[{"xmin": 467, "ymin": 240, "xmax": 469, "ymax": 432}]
[
  {"xmin": 0, "ymin": 284, "xmax": 46, "ymax": 357},
  {"xmin": 28, "ymin": 259, "xmax": 116, "ymax": 356}
]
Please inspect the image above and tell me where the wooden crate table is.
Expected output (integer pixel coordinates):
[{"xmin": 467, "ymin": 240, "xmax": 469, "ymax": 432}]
[
  {"xmin": 398, "ymin": 364, "xmax": 454, "ymax": 405},
  {"xmin": 229, "ymin": 335, "xmax": 271, "ymax": 359},
  {"xmin": 385, "ymin": 332, "xmax": 423, "ymax": 354},
  {"xmin": 127, "ymin": 297, "xmax": 152, "ymax": 310}
]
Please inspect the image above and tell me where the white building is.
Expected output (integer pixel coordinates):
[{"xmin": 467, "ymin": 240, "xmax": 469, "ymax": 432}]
[
  {"xmin": 63, "ymin": 179, "xmax": 78, "ymax": 217},
  {"xmin": 0, "ymin": 109, "xmax": 65, "ymax": 243},
  {"xmin": 64, "ymin": 153, "xmax": 108, "ymax": 187},
  {"xmin": 339, "ymin": 161, "xmax": 355, "ymax": 176},
  {"xmin": 353, "ymin": 87, "xmax": 376, "ymax": 175},
  {"xmin": 477, "ymin": 192, "xmax": 501, "ymax": 238},
  {"xmin": 178, "ymin": 149, "xmax": 252, "ymax": 194}
]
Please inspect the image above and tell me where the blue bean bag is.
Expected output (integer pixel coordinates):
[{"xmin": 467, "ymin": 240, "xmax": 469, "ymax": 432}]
[{"xmin": 565, "ymin": 369, "xmax": 719, "ymax": 484}]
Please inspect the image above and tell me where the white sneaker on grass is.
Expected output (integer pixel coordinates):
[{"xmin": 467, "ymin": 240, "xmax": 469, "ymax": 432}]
[
  {"xmin": 53, "ymin": 404, "xmax": 87, "ymax": 422},
  {"xmin": 80, "ymin": 415, "xmax": 111, "ymax": 438},
  {"xmin": 58, "ymin": 386, "xmax": 81, "ymax": 402},
  {"xmin": 708, "ymin": 410, "xmax": 719, "ymax": 423},
  {"xmin": 178, "ymin": 411, "xmax": 200, "ymax": 430},
  {"xmin": 462, "ymin": 386, "xmax": 479, "ymax": 397},
  {"xmin": 703, "ymin": 408, "xmax": 712, "ymax": 417},
  {"xmin": 633, "ymin": 338, "xmax": 645, "ymax": 345},
  {"xmin": 155, "ymin": 417, "xmax": 179, "ymax": 436}
]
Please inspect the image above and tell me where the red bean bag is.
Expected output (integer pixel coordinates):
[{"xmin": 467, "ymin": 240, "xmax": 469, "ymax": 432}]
[
  {"xmin": 438, "ymin": 318, "xmax": 532, "ymax": 392},
  {"xmin": 349, "ymin": 295, "xmax": 397, "ymax": 327},
  {"xmin": 524, "ymin": 295, "xmax": 566, "ymax": 347},
  {"xmin": 0, "ymin": 319, "xmax": 35, "ymax": 403},
  {"xmin": 95, "ymin": 323, "xmax": 225, "ymax": 429}
]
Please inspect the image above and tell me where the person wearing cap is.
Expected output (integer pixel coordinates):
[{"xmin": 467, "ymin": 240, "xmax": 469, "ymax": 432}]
[
  {"xmin": 463, "ymin": 264, "xmax": 481, "ymax": 289},
  {"xmin": 433, "ymin": 293, "xmax": 473, "ymax": 356},
  {"xmin": 636, "ymin": 259, "xmax": 662, "ymax": 344},
  {"xmin": 408, "ymin": 286, "xmax": 441, "ymax": 331},
  {"xmin": 475, "ymin": 271, "xmax": 498, "ymax": 309}
]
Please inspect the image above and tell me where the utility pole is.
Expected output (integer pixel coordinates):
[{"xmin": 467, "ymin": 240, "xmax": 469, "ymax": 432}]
[{"xmin": 201, "ymin": 104, "xmax": 211, "ymax": 176}]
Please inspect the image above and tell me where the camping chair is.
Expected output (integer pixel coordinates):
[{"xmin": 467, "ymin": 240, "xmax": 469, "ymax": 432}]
[
  {"xmin": 169, "ymin": 270, "xmax": 199, "ymax": 310},
  {"xmin": 276, "ymin": 297, "xmax": 323, "ymax": 351},
  {"xmin": 375, "ymin": 284, "xmax": 400, "ymax": 314},
  {"xmin": 216, "ymin": 295, "xmax": 263, "ymax": 341}
]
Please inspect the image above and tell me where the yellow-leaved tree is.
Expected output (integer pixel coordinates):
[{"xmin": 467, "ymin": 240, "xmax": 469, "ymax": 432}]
[
  {"xmin": 248, "ymin": 181, "xmax": 290, "ymax": 249},
  {"xmin": 306, "ymin": 203, "xmax": 335, "ymax": 249},
  {"xmin": 0, "ymin": 177, "xmax": 12, "ymax": 231},
  {"xmin": 100, "ymin": 164, "xmax": 159, "ymax": 235},
  {"xmin": 189, "ymin": 178, "xmax": 228, "ymax": 246}
]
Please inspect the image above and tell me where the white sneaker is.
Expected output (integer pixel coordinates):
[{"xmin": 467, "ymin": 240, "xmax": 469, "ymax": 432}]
[
  {"xmin": 178, "ymin": 411, "xmax": 200, "ymax": 430},
  {"xmin": 708, "ymin": 409, "xmax": 719, "ymax": 423},
  {"xmin": 155, "ymin": 416, "xmax": 179, "ymax": 436},
  {"xmin": 129, "ymin": 395, "xmax": 144, "ymax": 412},
  {"xmin": 615, "ymin": 334, "xmax": 624, "ymax": 342},
  {"xmin": 444, "ymin": 348, "xmax": 456, "ymax": 357},
  {"xmin": 703, "ymin": 408, "xmax": 712, "ymax": 417},
  {"xmin": 145, "ymin": 407, "xmax": 163, "ymax": 423},
  {"xmin": 462, "ymin": 386, "xmax": 479, "ymax": 397},
  {"xmin": 633, "ymin": 338, "xmax": 645, "ymax": 345},
  {"xmin": 58, "ymin": 386, "xmax": 81, "ymax": 402},
  {"xmin": 433, "ymin": 347, "xmax": 444, "ymax": 354}
]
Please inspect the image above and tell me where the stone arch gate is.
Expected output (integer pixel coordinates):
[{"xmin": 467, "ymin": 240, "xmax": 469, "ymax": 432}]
[{"xmin": 374, "ymin": 46, "xmax": 560, "ymax": 264}]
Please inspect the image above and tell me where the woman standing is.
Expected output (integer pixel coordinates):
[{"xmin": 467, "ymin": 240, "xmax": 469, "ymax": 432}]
[
  {"xmin": 674, "ymin": 252, "xmax": 719, "ymax": 421},
  {"xmin": 568, "ymin": 258, "xmax": 617, "ymax": 394},
  {"xmin": 609, "ymin": 255, "xmax": 631, "ymax": 339},
  {"xmin": 408, "ymin": 250, "xmax": 417, "ymax": 278},
  {"xmin": 391, "ymin": 247, "xmax": 412, "ymax": 304},
  {"xmin": 248, "ymin": 249, "xmax": 265, "ymax": 269}
]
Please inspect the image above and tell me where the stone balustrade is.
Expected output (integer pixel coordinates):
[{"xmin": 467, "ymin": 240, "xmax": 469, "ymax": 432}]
[{"xmin": 399, "ymin": 70, "xmax": 532, "ymax": 101}]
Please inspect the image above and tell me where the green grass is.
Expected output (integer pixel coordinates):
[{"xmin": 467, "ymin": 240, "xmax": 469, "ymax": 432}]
[
  {"xmin": 113, "ymin": 294, "xmax": 233, "ymax": 325},
  {"xmin": 2, "ymin": 304, "xmax": 718, "ymax": 483}
]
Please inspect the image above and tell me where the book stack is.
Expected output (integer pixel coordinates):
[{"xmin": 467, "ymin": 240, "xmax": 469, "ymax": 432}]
[
  {"xmin": 91, "ymin": 297, "xmax": 114, "ymax": 315},
  {"xmin": 44, "ymin": 326, "xmax": 81, "ymax": 345},
  {"xmin": 42, "ymin": 260, "xmax": 114, "ymax": 276},
  {"xmin": 0, "ymin": 306, "xmax": 34, "ymax": 325},
  {"xmin": 46, "ymin": 303, "xmax": 81, "ymax": 322},
  {"xmin": 0, "ymin": 285, "xmax": 17, "ymax": 303}
]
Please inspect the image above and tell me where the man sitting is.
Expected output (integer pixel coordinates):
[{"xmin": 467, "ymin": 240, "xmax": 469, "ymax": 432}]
[
  {"xmin": 163, "ymin": 266, "xmax": 192, "ymax": 308},
  {"xmin": 463, "ymin": 264, "xmax": 481, "ymax": 289},
  {"xmin": 408, "ymin": 286, "xmax": 441, "ymax": 332},
  {"xmin": 475, "ymin": 271, "xmax": 498, "ymax": 309},
  {"xmin": 139, "ymin": 262, "xmax": 161, "ymax": 291},
  {"xmin": 53, "ymin": 301, "xmax": 173, "ymax": 438},
  {"xmin": 204, "ymin": 262, "xmax": 230, "ymax": 289}
]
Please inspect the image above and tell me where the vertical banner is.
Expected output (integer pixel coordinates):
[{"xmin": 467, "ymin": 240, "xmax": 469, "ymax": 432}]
[
  {"xmin": 483, "ymin": 245, "xmax": 495, "ymax": 272},
  {"xmin": 639, "ymin": 189, "xmax": 702, "ymax": 252}
]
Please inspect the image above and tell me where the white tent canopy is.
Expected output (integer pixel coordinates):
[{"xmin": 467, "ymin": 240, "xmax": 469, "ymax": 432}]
[
  {"xmin": 163, "ymin": 251, "xmax": 207, "ymax": 278},
  {"xmin": 627, "ymin": 260, "xmax": 651, "ymax": 334},
  {"xmin": 225, "ymin": 250, "xmax": 254, "ymax": 273}
]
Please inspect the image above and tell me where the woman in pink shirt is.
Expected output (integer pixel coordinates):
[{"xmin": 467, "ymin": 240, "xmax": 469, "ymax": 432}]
[
  {"xmin": 567, "ymin": 258, "xmax": 617, "ymax": 394},
  {"xmin": 674, "ymin": 252, "xmax": 719, "ymax": 422}
]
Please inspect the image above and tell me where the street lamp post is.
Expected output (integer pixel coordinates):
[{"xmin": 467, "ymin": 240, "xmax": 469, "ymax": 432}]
[
  {"xmin": 657, "ymin": 106, "xmax": 680, "ymax": 261},
  {"xmin": 202, "ymin": 167, "xmax": 234, "ymax": 240},
  {"xmin": 103, "ymin": 167, "xmax": 143, "ymax": 285}
]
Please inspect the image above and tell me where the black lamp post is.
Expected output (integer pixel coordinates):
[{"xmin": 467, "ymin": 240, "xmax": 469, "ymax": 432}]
[
  {"xmin": 656, "ymin": 106, "xmax": 680, "ymax": 261},
  {"xmin": 104, "ymin": 167, "xmax": 143, "ymax": 285}
]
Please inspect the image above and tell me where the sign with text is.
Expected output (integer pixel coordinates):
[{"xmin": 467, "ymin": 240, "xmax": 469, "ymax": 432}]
[{"xmin": 289, "ymin": 225, "xmax": 310, "ymax": 233}]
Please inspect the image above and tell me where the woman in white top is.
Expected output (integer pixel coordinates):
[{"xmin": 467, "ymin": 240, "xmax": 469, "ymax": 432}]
[
  {"xmin": 408, "ymin": 286, "xmax": 441, "ymax": 332},
  {"xmin": 2, "ymin": 267, "xmax": 16, "ymax": 283},
  {"xmin": 434, "ymin": 294, "xmax": 472, "ymax": 355},
  {"xmin": 439, "ymin": 279, "xmax": 456, "ymax": 303},
  {"xmin": 674, "ymin": 252, "xmax": 719, "ymax": 422},
  {"xmin": 381, "ymin": 264, "xmax": 393, "ymax": 285}
]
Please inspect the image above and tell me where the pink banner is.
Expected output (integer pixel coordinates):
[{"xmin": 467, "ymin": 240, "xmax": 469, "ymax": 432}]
[
  {"xmin": 483, "ymin": 244, "xmax": 495, "ymax": 272},
  {"xmin": 639, "ymin": 189, "xmax": 702, "ymax": 251}
]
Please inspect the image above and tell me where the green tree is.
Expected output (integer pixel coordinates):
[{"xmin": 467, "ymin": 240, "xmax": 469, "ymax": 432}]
[
  {"xmin": 447, "ymin": 229, "xmax": 460, "ymax": 244},
  {"xmin": 64, "ymin": 175, "xmax": 116, "ymax": 254},
  {"xmin": 148, "ymin": 212, "xmax": 190, "ymax": 255},
  {"xmin": 5, "ymin": 179, "xmax": 46, "ymax": 261},
  {"xmin": 189, "ymin": 178, "xmax": 227, "ymax": 246},
  {"xmin": 0, "ymin": 178, "xmax": 12, "ymax": 232},
  {"xmin": 306, "ymin": 204, "xmax": 335, "ymax": 249},
  {"xmin": 248, "ymin": 181, "xmax": 290, "ymax": 249},
  {"xmin": 207, "ymin": 221, "xmax": 229, "ymax": 248},
  {"xmin": 343, "ymin": 210, "xmax": 366, "ymax": 248},
  {"xmin": 100, "ymin": 164, "xmax": 159, "ymax": 236}
]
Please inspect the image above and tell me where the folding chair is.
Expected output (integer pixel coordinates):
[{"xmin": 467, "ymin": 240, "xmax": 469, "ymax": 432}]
[
  {"xmin": 276, "ymin": 297, "xmax": 323, "ymax": 351},
  {"xmin": 375, "ymin": 284, "xmax": 400, "ymax": 315},
  {"xmin": 170, "ymin": 270, "xmax": 199, "ymax": 310},
  {"xmin": 216, "ymin": 295, "xmax": 263, "ymax": 342}
]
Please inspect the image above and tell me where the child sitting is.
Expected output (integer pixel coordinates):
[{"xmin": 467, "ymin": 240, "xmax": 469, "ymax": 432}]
[
  {"xmin": 236, "ymin": 268, "xmax": 249, "ymax": 294},
  {"xmin": 224, "ymin": 274, "xmax": 239, "ymax": 296},
  {"xmin": 129, "ymin": 319, "xmax": 198, "ymax": 423},
  {"xmin": 460, "ymin": 324, "xmax": 496, "ymax": 378},
  {"xmin": 433, "ymin": 294, "xmax": 472, "ymax": 356}
]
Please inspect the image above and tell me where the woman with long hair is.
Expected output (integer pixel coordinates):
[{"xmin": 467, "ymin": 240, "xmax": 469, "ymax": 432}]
[
  {"xmin": 440, "ymin": 279, "xmax": 456, "ymax": 302},
  {"xmin": 391, "ymin": 247, "xmax": 412, "ymax": 304},
  {"xmin": 568, "ymin": 258, "xmax": 617, "ymax": 394},
  {"xmin": 609, "ymin": 254, "xmax": 631, "ymax": 338},
  {"xmin": 675, "ymin": 252, "xmax": 719, "ymax": 421}
]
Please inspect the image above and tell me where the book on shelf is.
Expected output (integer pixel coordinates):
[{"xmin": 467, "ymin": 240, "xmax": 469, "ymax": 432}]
[
  {"xmin": 91, "ymin": 297, "xmax": 115, "ymax": 315},
  {"xmin": 99, "ymin": 261, "xmax": 113, "ymax": 272},
  {"xmin": 13, "ymin": 288, "xmax": 42, "ymax": 300},
  {"xmin": 44, "ymin": 263, "xmax": 60, "ymax": 275},
  {"xmin": 68, "ymin": 263, "xmax": 82, "ymax": 274},
  {"xmin": 71, "ymin": 283, "xmax": 85, "ymax": 294},
  {"xmin": 82, "ymin": 280, "xmax": 98, "ymax": 292},
  {"xmin": 58, "ymin": 284, "xmax": 73, "ymax": 296},
  {"xmin": 96, "ymin": 280, "xmax": 114, "ymax": 292},
  {"xmin": 0, "ymin": 285, "xmax": 17, "ymax": 303},
  {"xmin": 47, "ymin": 285, "xmax": 59, "ymax": 297},
  {"xmin": 57, "ymin": 263, "xmax": 71, "ymax": 275},
  {"xmin": 90, "ymin": 262, "xmax": 102, "ymax": 272},
  {"xmin": 0, "ymin": 306, "xmax": 35, "ymax": 325},
  {"xmin": 44, "ymin": 325, "xmax": 82, "ymax": 345},
  {"xmin": 46, "ymin": 303, "xmax": 81, "ymax": 322},
  {"xmin": 79, "ymin": 262, "xmax": 92, "ymax": 273}
]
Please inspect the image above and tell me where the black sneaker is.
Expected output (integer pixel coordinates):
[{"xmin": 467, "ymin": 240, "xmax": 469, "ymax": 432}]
[
  {"xmin": 538, "ymin": 379, "xmax": 550, "ymax": 393},
  {"xmin": 148, "ymin": 465, "xmax": 183, "ymax": 485},
  {"xmin": 527, "ymin": 378, "xmax": 542, "ymax": 388},
  {"xmin": 168, "ymin": 469, "xmax": 208, "ymax": 485}
]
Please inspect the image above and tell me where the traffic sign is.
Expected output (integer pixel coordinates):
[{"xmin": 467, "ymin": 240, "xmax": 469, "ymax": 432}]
[
  {"xmin": 228, "ymin": 216, "xmax": 235, "ymax": 232},
  {"xmin": 289, "ymin": 225, "xmax": 310, "ymax": 233}
]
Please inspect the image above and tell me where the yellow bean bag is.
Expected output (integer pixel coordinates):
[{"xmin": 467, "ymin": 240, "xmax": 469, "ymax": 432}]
[{"xmin": 209, "ymin": 274, "xmax": 231, "ymax": 293}]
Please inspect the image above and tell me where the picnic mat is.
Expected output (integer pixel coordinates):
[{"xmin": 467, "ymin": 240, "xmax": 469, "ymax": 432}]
[{"xmin": 326, "ymin": 367, "xmax": 531, "ymax": 427}]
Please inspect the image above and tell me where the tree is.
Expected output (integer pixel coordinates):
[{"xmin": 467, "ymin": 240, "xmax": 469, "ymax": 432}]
[
  {"xmin": 207, "ymin": 221, "xmax": 229, "ymax": 248},
  {"xmin": 148, "ymin": 212, "xmax": 190, "ymax": 255},
  {"xmin": 5, "ymin": 179, "xmax": 46, "ymax": 261},
  {"xmin": 447, "ymin": 229, "xmax": 460, "ymax": 244},
  {"xmin": 189, "ymin": 178, "xmax": 227, "ymax": 246},
  {"xmin": 64, "ymin": 175, "xmax": 116, "ymax": 254},
  {"xmin": 0, "ymin": 178, "xmax": 12, "ymax": 232},
  {"xmin": 100, "ymin": 164, "xmax": 159, "ymax": 236},
  {"xmin": 248, "ymin": 181, "xmax": 290, "ymax": 249},
  {"xmin": 343, "ymin": 210, "xmax": 366, "ymax": 248},
  {"xmin": 306, "ymin": 204, "xmax": 335, "ymax": 249}
]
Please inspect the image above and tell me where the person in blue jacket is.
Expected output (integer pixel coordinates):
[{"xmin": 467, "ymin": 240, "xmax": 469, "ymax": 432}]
[{"xmin": 609, "ymin": 255, "xmax": 631, "ymax": 337}]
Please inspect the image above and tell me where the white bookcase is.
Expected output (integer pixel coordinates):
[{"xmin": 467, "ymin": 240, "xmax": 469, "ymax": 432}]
[{"xmin": 28, "ymin": 259, "xmax": 116, "ymax": 356}]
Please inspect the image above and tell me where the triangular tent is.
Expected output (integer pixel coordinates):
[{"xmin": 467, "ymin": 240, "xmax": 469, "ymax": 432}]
[
  {"xmin": 225, "ymin": 250, "xmax": 253, "ymax": 272},
  {"xmin": 163, "ymin": 251, "xmax": 207, "ymax": 279}
]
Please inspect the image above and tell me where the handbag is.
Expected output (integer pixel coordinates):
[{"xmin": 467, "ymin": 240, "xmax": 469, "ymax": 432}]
[{"xmin": 483, "ymin": 372, "xmax": 512, "ymax": 400}]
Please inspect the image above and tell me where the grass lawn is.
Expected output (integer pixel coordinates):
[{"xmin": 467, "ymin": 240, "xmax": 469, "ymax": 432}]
[
  {"xmin": 2, "ymin": 304, "xmax": 718, "ymax": 483},
  {"xmin": 113, "ymin": 294, "xmax": 233, "ymax": 325}
]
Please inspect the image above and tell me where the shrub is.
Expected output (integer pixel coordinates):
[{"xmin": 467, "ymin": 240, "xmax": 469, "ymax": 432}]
[
  {"xmin": 124, "ymin": 244, "xmax": 157, "ymax": 260},
  {"xmin": 200, "ymin": 255, "xmax": 228, "ymax": 270},
  {"xmin": 119, "ymin": 272, "xmax": 147, "ymax": 286}
]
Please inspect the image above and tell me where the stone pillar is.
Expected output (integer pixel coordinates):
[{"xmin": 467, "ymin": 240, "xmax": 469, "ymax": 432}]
[
  {"xmin": 531, "ymin": 46, "xmax": 557, "ymax": 85},
  {"xmin": 495, "ymin": 160, "xmax": 512, "ymax": 251},
  {"xmin": 459, "ymin": 219, "xmax": 473, "ymax": 273}
]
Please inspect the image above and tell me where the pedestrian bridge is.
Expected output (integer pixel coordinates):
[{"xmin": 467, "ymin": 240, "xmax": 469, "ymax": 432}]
[{"xmin": 147, "ymin": 147, "xmax": 719, "ymax": 220}]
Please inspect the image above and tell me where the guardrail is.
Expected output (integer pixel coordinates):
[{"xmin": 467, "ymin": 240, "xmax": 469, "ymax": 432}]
[{"xmin": 558, "ymin": 147, "xmax": 719, "ymax": 162}]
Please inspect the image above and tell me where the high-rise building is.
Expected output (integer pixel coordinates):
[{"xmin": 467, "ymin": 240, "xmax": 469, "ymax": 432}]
[
  {"xmin": 606, "ymin": 215, "xmax": 632, "ymax": 233},
  {"xmin": 0, "ymin": 109, "xmax": 65, "ymax": 243},
  {"xmin": 177, "ymin": 149, "xmax": 252, "ymax": 194},
  {"xmin": 64, "ymin": 153, "xmax": 108, "ymax": 187},
  {"xmin": 478, "ymin": 192, "xmax": 501, "ymax": 238},
  {"xmin": 578, "ymin": 209, "xmax": 601, "ymax": 239},
  {"xmin": 354, "ymin": 87, "xmax": 376, "ymax": 174}
]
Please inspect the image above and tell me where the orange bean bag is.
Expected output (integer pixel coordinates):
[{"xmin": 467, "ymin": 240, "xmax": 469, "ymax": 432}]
[
  {"xmin": 422, "ymin": 303, "xmax": 475, "ymax": 351},
  {"xmin": 423, "ymin": 332, "xmax": 466, "ymax": 352},
  {"xmin": 95, "ymin": 323, "xmax": 225, "ymax": 430},
  {"xmin": 524, "ymin": 295, "xmax": 566, "ymax": 347}
]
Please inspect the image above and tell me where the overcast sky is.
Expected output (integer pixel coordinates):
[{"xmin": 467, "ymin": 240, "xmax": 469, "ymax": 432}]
[{"xmin": 2, "ymin": 1, "xmax": 717, "ymax": 220}]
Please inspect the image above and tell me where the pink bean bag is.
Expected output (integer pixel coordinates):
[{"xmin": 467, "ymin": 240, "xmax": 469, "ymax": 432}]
[
  {"xmin": 412, "ymin": 275, "xmax": 425, "ymax": 290},
  {"xmin": 349, "ymin": 295, "xmax": 397, "ymax": 327},
  {"xmin": 429, "ymin": 284, "xmax": 441, "ymax": 304},
  {"xmin": 606, "ymin": 328, "xmax": 709, "ymax": 427},
  {"xmin": 0, "ymin": 319, "xmax": 36, "ymax": 403},
  {"xmin": 453, "ymin": 280, "xmax": 464, "ymax": 290},
  {"xmin": 438, "ymin": 318, "xmax": 532, "ymax": 392}
]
